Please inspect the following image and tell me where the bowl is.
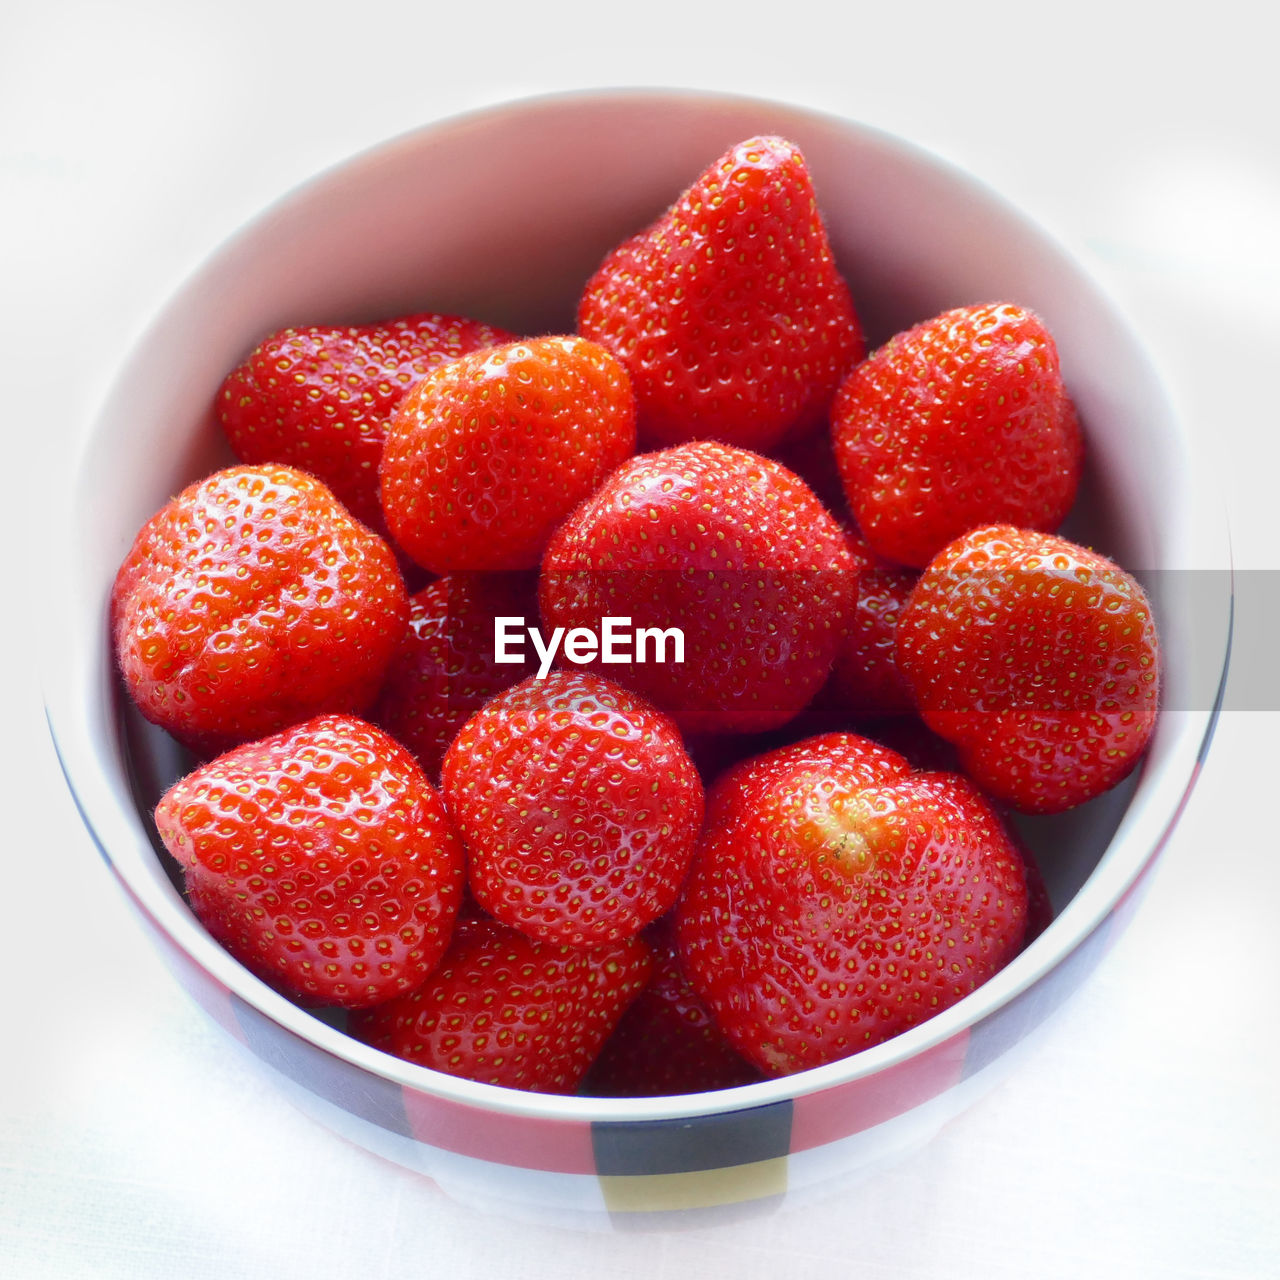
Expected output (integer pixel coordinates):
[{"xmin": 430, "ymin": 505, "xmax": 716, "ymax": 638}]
[{"xmin": 44, "ymin": 88, "xmax": 1231, "ymax": 1227}]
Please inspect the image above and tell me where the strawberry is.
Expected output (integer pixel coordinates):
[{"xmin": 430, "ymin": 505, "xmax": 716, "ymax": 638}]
[
  {"xmin": 578, "ymin": 134, "xmax": 864, "ymax": 452},
  {"xmin": 895, "ymin": 524, "xmax": 1161, "ymax": 813},
  {"xmin": 697, "ymin": 730, "xmax": 910, "ymax": 831},
  {"xmin": 154, "ymin": 714, "xmax": 465, "ymax": 1009},
  {"xmin": 369, "ymin": 572, "xmax": 538, "ymax": 780},
  {"xmin": 216, "ymin": 312, "xmax": 512, "ymax": 534},
  {"xmin": 539, "ymin": 441, "xmax": 857, "ymax": 733},
  {"xmin": 349, "ymin": 917, "xmax": 652, "ymax": 1094},
  {"xmin": 675, "ymin": 733, "xmax": 1029, "ymax": 1076},
  {"xmin": 440, "ymin": 672, "xmax": 704, "ymax": 947},
  {"xmin": 380, "ymin": 335, "xmax": 636, "ymax": 573},
  {"xmin": 582, "ymin": 919, "xmax": 762, "ymax": 1097},
  {"xmin": 832, "ymin": 302, "xmax": 1083, "ymax": 567},
  {"xmin": 112, "ymin": 464, "xmax": 408, "ymax": 756},
  {"xmin": 855, "ymin": 726, "xmax": 1052, "ymax": 932},
  {"xmin": 832, "ymin": 527, "xmax": 918, "ymax": 719}
]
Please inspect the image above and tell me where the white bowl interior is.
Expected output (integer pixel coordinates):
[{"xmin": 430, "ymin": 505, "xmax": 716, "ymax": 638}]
[{"xmin": 48, "ymin": 89, "xmax": 1229, "ymax": 1123}]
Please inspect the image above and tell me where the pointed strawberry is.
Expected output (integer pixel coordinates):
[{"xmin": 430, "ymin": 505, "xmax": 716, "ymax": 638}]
[
  {"xmin": 380, "ymin": 335, "xmax": 636, "ymax": 572},
  {"xmin": 583, "ymin": 919, "xmax": 762, "ymax": 1097},
  {"xmin": 441, "ymin": 672, "xmax": 704, "ymax": 947},
  {"xmin": 217, "ymin": 312, "xmax": 512, "ymax": 534},
  {"xmin": 579, "ymin": 135, "xmax": 864, "ymax": 452},
  {"xmin": 112, "ymin": 464, "xmax": 407, "ymax": 756},
  {"xmin": 895, "ymin": 525, "xmax": 1160, "ymax": 813},
  {"xmin": 539, "ymin": 441, "xmax": 857, "ymax": 734},
  {"xmin": 154, "ymin": 714, "xmax": 465, "ymax": 1009},
  {"xmin": 676, "ymin": 734, "xmax": 1029, "ymax": 1076},
  {"xmin": 833, "ymin": 302, "xmax": 1082, "ymax": 568},
  {"xmin": 350, "ymin": 918, "xmax": 652, "ymax": 1094}
]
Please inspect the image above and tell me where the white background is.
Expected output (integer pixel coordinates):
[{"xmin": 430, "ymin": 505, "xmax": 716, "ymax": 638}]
[{"xmin": 3, "ymin": 1, "xmax": 1278, "ymax": 1275}]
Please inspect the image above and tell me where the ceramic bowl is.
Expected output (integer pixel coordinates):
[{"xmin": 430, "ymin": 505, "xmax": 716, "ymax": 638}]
[{"xmin": 45, "ymin": 89, "xmax": 1231, "ymax": 1228}]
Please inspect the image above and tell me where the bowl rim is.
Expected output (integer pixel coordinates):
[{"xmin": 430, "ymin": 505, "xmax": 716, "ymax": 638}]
[{"xmin": 44, "ymin": 85, "xmax": 1234, "ymax": 1126}]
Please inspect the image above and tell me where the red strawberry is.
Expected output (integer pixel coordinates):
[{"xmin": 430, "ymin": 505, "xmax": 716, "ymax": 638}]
[
  {"xmin": 216, "ymin": 312, "xmax": 512, "ymax": 534},
  {"xmin": 698, "ymin": 730, "xmax": 910, "ymax": 830},
  {"xmin": 112, "ymin": 464, "xmax": 408, "ymax": 756},
  {"xmin": 349, "ymin": 996, "xmax": 398, "ymax": 1054},
  {"xmin": 832, "ymin": 527, "xmax": 918, "ymax": 718},
  {"xmin": 441, "ymin": 672, "xmax": 704, "ymax": 947},
  {"xmin": 833, "ymin": 302, "xmax": 1083, "ymax": 567},
  {"xmin": 853, "ymin": 726, "xmax": 1049, "ymax": 931},
  {"xmin": 349, "ymin": 917, "xmax": 652, "ymax": 1094},
  {"xmin": 380, "ymin": 335, "xmax": 636, "ymax": 573},
  {"xmin": 578, "ymin": 135, "xmax": 864, "ymax": 452},
  {"xmin": 539, "ymin": 441, "xmax": 857, "ymax": 733},
  {"xmin": 895, "ymin": 524, "xmax": 1160, "ymax": 813},
  {"xmin": 583, "ymin": 919, "xmax": 762, "ymax": 1097},
  {"xmin": 675, "ymin": 733, "xmax": 1029, "ymax": 1076},
  {"xmin": 154, "ymin": 714, "xmax": 465, "ymax": 1009},
  {"xmin": 369, "ymin": 572, "xmax": 538, "ymax": 780}
]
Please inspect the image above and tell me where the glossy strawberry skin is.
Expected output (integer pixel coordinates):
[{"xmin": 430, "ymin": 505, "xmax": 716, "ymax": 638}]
[
  {"xmin": 216, "ymin": 312, "xmax": 511, "ymax": 535},
  {"xmin": 896, "ymin": 525, "xmax": 1161, "ymax": 814},
  {"xmin": 154, "ymin": 715, "xmax": 465, "ymax": 1009},
  {"xmin": 112, "ymin": 464, "xmax": 408, "ymax": 757},
  {"xmin": 350, "ymin": 917, "xmax": 652, "ymax": 1094},
  {"xmin": 832, "ymin": 527, "xmax": 918, "ymax": 719},
  {"xmin": 676, "ymin": 734, "xmax": 1028, "ymax": 1077},
  {"xmin": 441, "ymin": 672, "xmax": 704, "ymax": 947},
  {"xmin": 579, "ymin": 135, "xmax": 864, "ymax": 452},
  {"xmin": 380, "ymin": 335, "xmax": 636, "ymax": 573},
  {"xmin": 583, "ymin": 919, "xmax": 762, "ymax": 1097},
  {"xmin": 369, "ymin": 572, "xmax": 537, "ymax": 780},
  {"xmin": 833, "ymin": 303, "xmax": 1083, "ymax": 568},
  {"xmin": 539, "ymin": 441, "xmax": 857, "ymax": 734}
]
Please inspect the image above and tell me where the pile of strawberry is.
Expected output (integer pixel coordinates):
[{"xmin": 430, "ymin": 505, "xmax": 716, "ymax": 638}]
[{"xmin": 113, "ymin": 135, "xmax": 1160, "ymax": 1097}]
